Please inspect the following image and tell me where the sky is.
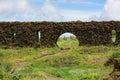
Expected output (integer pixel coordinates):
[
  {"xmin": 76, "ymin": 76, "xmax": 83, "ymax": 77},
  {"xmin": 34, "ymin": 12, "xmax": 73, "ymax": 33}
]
[{"xmin": 0, "ymin": 0, "xmax": 120, "ymax": 22}]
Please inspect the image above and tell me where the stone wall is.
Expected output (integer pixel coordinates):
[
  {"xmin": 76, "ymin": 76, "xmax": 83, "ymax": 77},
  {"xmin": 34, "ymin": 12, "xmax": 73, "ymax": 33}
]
[{"xmin": 0, "ymin": 21, "xmax": 120, "ymax": 47}]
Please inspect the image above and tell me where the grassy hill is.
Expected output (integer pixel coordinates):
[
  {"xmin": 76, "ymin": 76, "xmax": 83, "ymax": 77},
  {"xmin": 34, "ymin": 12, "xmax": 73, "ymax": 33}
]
[{"xmin": 0, "ymin": 37, "xmax": 119, "ymax": 80}]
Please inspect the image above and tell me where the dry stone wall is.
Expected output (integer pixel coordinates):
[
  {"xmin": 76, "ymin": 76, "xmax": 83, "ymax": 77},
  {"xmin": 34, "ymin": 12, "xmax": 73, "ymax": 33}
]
[{"xmin": 0, "ymin": 21, "xmax": 120, "ymax": 47}]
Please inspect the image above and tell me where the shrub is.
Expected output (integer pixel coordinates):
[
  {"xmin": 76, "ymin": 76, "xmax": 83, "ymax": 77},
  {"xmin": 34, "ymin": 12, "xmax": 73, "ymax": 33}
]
[
  {"xmin": 0, "ymin": 52, "xmax": 4, "ymax": 57},
  {"xmin": 0, "ymin": 61, "xmax": 13, "ymax": 80},
  {"xmin": 105, "ymin": 52, "xmax": 120, "ymax": 66},
  {"xmin": 12, "ymin": 73, "xmax": 23, "ymax": 80},
  {"xmin": 79, "ymin": 73, "xmax": 99, "ymax": 80}
]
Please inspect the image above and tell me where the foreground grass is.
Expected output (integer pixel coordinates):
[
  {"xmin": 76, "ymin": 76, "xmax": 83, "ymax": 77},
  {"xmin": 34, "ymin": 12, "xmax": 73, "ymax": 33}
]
[{"xmin": 0, "ymin": 38, "xmax": 119, "ymax": 80}]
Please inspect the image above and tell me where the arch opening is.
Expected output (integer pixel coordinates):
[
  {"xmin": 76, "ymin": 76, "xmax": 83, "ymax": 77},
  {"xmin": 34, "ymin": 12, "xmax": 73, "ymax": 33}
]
[
  {"xmin": 13, "ymin": 33, "xmax": 16, "ymax": 39},
  {"xmin": 13, "ymin": 33, "xmax": 16, "ymax": 42},
  {"xmin": 38, "ymin": 31, "xmax": 41, "ymax": 42},
  {"xmin": 57, "ymin": 32, "xmax": 79, "ymax": 49},
  {"xmin": 112, "ymin": 30, "xmax": 116, "ymax": 43}
]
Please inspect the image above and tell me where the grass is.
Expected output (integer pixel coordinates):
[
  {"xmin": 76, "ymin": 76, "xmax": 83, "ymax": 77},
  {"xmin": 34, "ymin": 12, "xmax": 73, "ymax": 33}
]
[
  {"xmin": 0, "ymin": 37, "xmax": 119, "ymax": 80},
  {"xmin": 57, "ymin": 37, "xmax": 79, "ymax": 48}
]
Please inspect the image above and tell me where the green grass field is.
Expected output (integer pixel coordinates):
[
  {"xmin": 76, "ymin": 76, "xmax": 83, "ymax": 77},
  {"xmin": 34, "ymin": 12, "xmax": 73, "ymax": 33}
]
[{"xmin": 0, "ymin": 36, "xmax": 119, "ymax": 80}]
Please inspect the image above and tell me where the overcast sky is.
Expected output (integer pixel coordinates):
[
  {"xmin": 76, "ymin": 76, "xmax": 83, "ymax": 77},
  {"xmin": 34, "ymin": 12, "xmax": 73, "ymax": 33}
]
[{"xmin": 0, "ymin": 0, "xmax": 120, "ymax": 21}]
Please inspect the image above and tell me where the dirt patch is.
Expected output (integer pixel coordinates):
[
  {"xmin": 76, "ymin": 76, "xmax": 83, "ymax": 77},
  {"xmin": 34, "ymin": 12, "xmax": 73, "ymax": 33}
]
[
  {"xmin": 14, "ymin": 61, "xmax": 31, "ymax": 73},
  {"xmin": 92, "ymin": 56, "xmax": 109, "ymax": 64},
  {"xmin": 14, "ymin": 49, "xmax": 69, "ymax": 73}
]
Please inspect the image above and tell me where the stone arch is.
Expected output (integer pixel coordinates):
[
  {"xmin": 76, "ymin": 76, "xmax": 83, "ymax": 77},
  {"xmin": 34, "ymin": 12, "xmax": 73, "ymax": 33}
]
[{"xmin": 56, "ymin": 32, "xmax": 80, "ymax": 48}]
